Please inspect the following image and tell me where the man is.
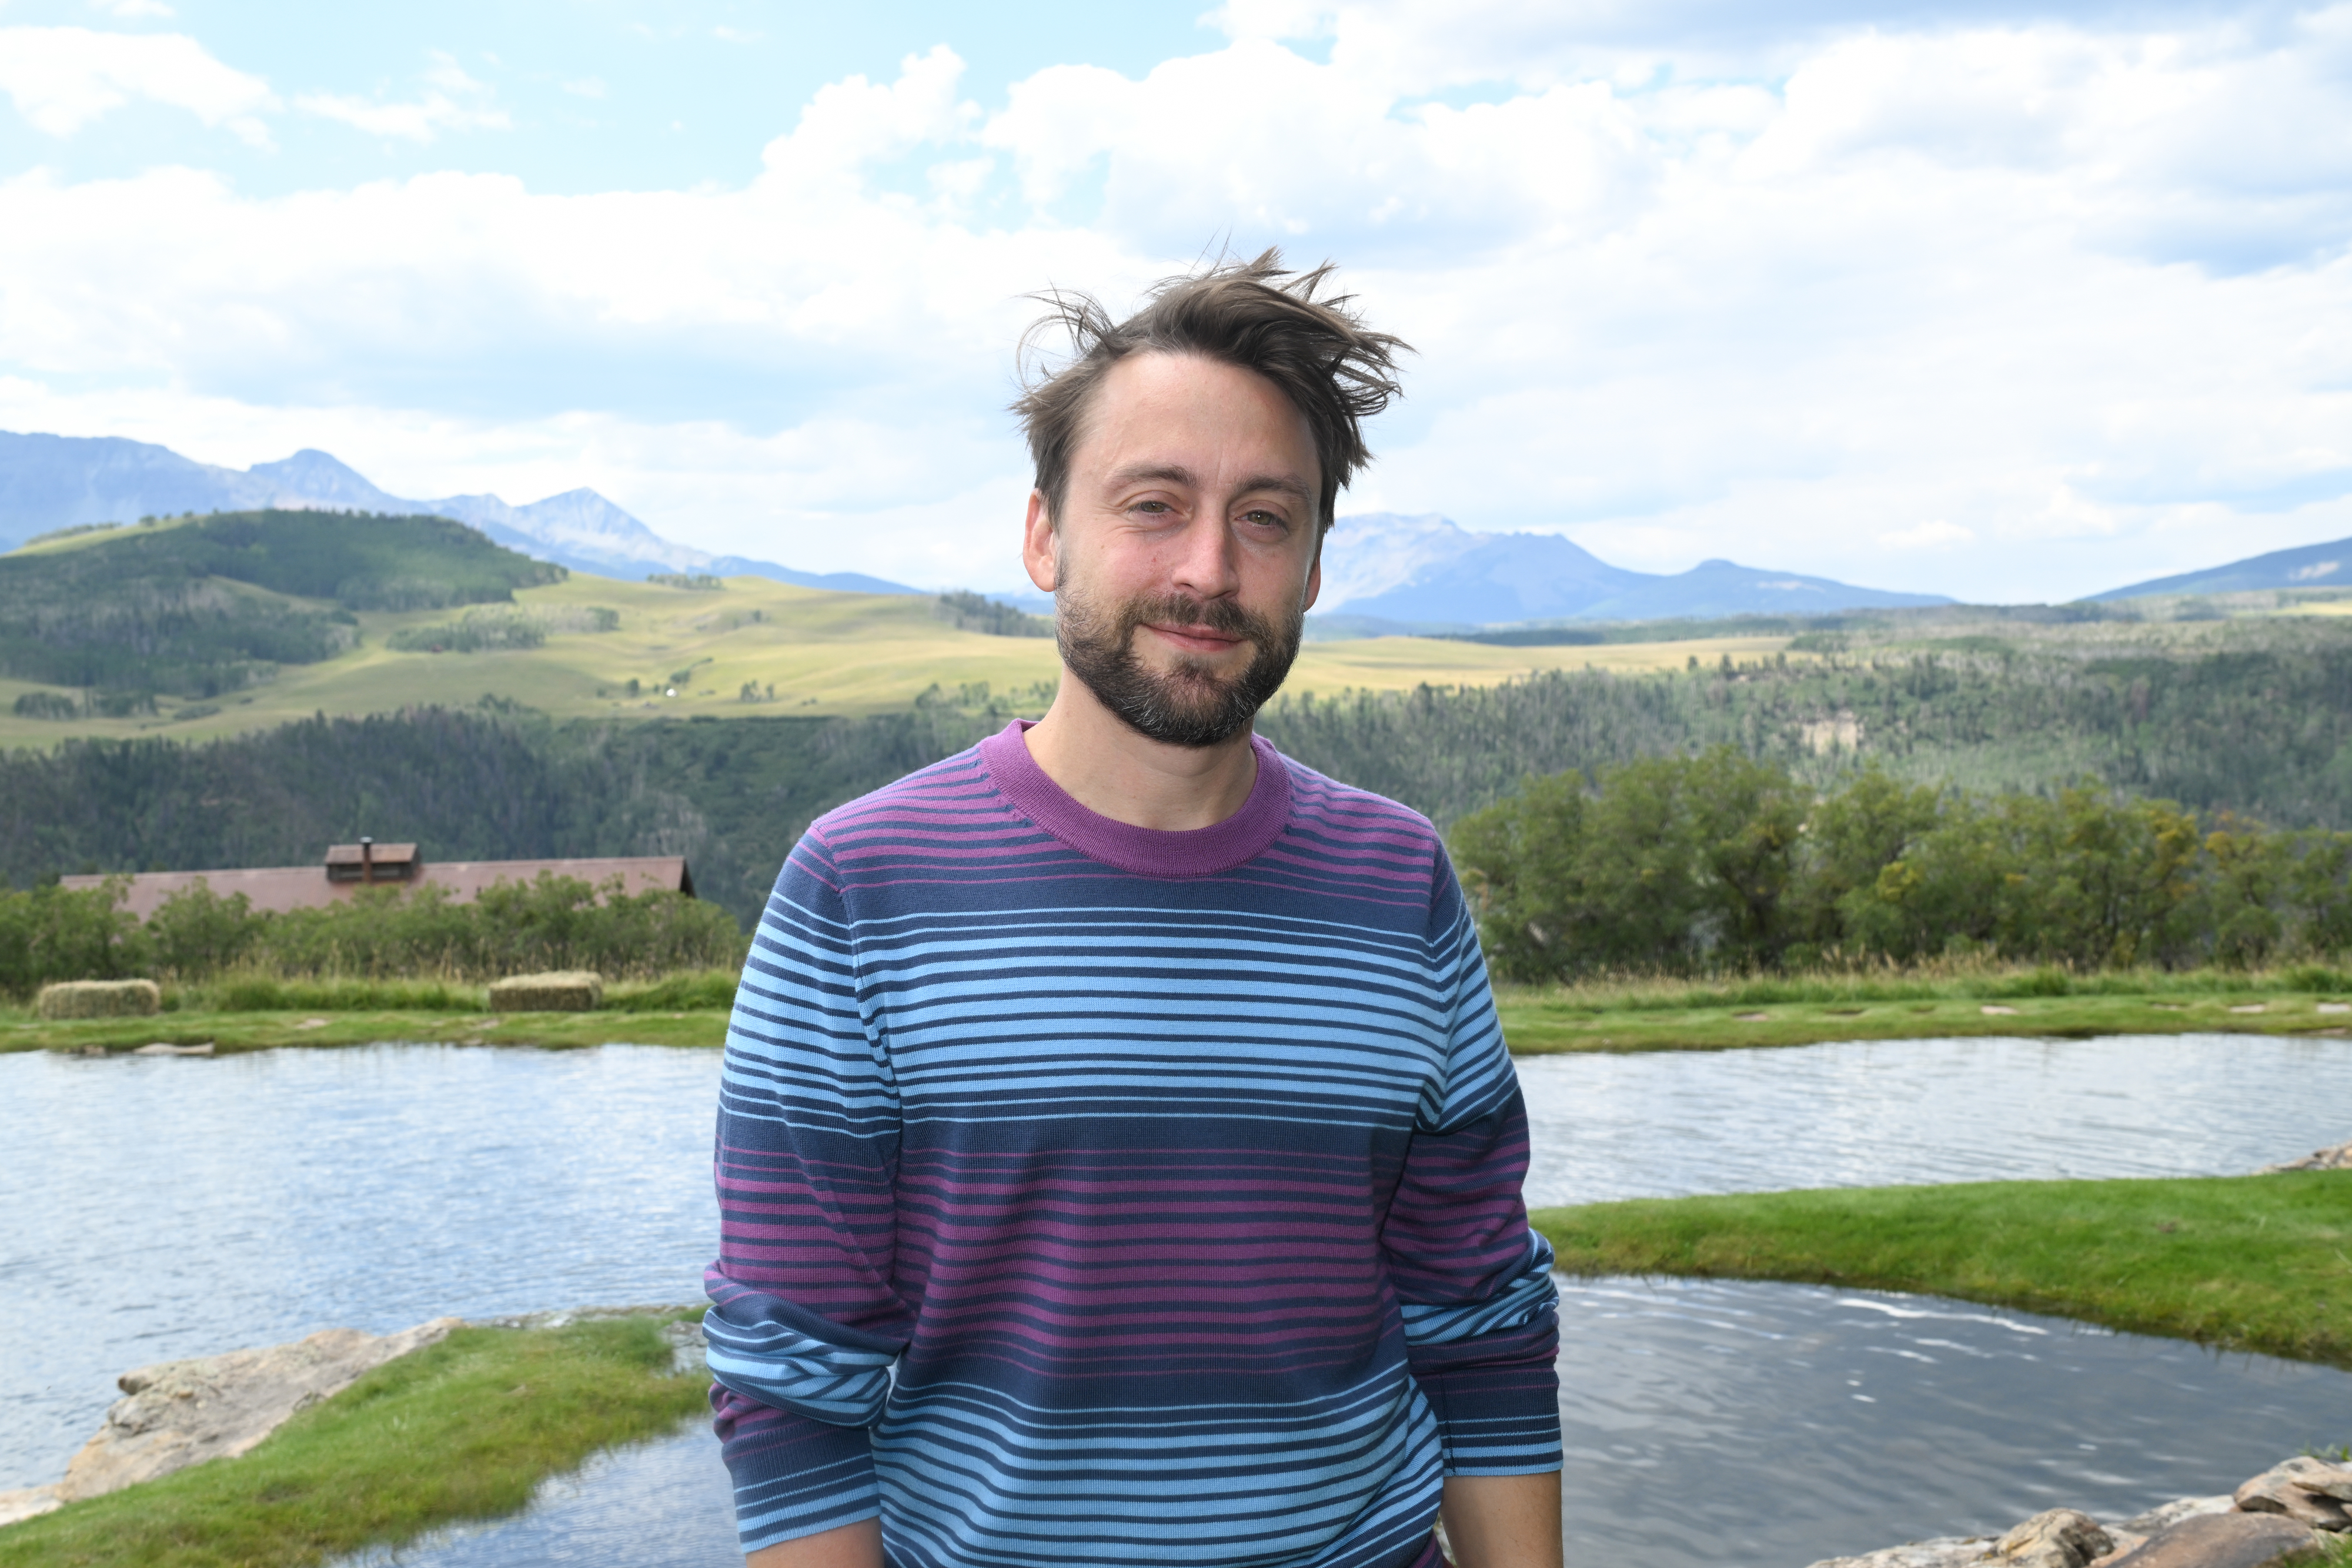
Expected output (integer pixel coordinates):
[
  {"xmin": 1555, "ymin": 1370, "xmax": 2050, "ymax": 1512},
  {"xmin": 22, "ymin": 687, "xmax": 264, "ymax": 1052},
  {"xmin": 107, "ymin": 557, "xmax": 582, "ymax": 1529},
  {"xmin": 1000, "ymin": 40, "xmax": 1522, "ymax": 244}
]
[{"xmin": 707, "ymin": 252, "xmax": 1564, "ymax": 1568}]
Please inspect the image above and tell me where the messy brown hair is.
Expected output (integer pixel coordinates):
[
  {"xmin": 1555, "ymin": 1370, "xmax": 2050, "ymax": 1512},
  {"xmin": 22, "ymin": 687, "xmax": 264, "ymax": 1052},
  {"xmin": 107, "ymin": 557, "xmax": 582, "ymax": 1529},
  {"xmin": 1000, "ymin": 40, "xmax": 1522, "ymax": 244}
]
[{"xmin": 1013, "ymin": 249, "xmax": 1409, "ymax": 534}]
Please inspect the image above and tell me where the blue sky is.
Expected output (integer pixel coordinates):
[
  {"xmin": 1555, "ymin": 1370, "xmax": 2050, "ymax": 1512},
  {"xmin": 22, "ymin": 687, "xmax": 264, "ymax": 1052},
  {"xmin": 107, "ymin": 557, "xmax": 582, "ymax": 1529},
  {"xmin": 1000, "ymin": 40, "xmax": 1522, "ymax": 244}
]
[{"xmin": 0, "ymin": 0, "xmax": 2347, "ymax": 600}]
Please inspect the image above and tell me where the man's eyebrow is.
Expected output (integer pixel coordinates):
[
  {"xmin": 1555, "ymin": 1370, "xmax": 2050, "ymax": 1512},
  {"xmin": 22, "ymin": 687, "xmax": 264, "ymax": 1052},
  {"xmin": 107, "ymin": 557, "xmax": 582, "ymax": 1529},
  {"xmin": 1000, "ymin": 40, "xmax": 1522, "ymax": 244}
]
[
  {"xmin": 1107, "ymin": 463, "xmax": 1196, "ymax": 489},
  {"xmin": 1232, "ymin": 473, "xmax": 1314, "ymax": 504}
]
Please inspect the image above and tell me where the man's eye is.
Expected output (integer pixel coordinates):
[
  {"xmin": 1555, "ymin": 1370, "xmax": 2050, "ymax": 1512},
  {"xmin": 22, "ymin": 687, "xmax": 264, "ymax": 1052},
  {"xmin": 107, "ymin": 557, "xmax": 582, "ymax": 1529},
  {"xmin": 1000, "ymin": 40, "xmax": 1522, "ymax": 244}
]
[
  {"xmin": 1242, "ymin": 510, "xmax": 1287, "ymax": 529},
  {"xmin": 1134, "ymin": 500, "xmax": 1171, "ymax": 514}
]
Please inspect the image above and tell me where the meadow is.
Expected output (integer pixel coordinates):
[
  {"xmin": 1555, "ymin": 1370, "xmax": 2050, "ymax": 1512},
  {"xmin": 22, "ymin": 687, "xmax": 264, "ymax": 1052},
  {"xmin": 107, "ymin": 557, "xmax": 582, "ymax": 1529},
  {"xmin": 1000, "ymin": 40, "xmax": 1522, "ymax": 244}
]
[{"xmin": 0, "ymin": 561, "xmax": 1799, "ymax": 751}]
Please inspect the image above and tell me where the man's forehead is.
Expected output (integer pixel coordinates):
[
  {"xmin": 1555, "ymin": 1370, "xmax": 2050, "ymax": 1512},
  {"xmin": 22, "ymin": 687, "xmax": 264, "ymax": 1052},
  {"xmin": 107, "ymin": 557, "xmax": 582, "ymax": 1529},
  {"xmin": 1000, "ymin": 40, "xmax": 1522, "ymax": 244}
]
[{"xmin": 1076, "ymin": 352, "xmax": 1318, "ymax": 479}]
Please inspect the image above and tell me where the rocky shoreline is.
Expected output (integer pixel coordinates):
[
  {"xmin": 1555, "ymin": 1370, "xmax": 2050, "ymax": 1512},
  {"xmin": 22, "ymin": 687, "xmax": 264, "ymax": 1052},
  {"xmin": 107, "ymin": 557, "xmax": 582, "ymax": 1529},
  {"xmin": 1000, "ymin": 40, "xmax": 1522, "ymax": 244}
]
[{"xmin": 1809, "ymin": 1456, "xmax": 2352, "ymax": 1568}]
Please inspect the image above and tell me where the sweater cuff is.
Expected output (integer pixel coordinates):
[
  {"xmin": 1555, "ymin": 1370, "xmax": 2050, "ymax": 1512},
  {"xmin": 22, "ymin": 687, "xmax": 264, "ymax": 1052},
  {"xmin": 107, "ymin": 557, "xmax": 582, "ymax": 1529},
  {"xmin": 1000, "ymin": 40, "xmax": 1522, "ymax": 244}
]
[
  {"xmin": 713, "ymin": 1387, "xmax": 881, "ymax": 1552},
  {"xmin": 1409, "ymin": 1320, "xmax": 1563, "ymax": 1476}
]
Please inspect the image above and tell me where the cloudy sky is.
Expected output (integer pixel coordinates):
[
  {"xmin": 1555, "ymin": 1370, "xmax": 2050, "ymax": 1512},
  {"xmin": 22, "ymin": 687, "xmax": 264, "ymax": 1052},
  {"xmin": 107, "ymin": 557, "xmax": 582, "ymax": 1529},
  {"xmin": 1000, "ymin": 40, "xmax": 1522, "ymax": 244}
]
[{"xmin": 0, "ymin": 0, "xmax": 2346, "ymax": 601}]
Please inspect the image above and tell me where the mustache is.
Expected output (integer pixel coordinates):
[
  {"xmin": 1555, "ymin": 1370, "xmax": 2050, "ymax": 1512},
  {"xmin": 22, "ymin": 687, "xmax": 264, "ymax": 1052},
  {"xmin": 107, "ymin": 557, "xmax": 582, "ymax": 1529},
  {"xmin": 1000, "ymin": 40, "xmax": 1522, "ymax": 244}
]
[{"xmin": 1118, "ymin": 594, "xmax": 1271, "ymax": 641}]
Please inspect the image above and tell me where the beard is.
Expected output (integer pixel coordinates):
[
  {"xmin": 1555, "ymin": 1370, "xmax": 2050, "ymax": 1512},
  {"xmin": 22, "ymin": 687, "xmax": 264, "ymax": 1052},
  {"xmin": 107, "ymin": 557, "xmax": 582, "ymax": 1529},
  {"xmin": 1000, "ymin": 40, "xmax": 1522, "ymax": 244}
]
[{"xmin": 1055, "ymin": 581, "xmax": 1306, "ymax": 749}]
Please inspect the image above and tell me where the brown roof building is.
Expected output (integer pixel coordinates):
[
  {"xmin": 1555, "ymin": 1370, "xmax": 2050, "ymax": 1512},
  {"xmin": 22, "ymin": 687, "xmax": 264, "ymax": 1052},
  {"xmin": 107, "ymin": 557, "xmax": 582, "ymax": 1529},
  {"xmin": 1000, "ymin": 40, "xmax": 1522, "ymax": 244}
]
[{"xmin": 62, "ymin": 841, "xmax": 694, "ymax": 922}]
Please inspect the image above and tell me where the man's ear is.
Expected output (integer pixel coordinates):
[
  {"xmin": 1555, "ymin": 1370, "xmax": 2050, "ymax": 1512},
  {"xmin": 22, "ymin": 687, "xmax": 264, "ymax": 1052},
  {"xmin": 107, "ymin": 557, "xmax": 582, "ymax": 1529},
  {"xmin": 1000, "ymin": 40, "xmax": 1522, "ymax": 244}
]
[
  {"xmin": 1021, "ymin": 490, "xmax": 1058, "ymax": 593},
  {"xmin": 1302, "ymin": 527, "xmax": 1325, "ymax": 613}
]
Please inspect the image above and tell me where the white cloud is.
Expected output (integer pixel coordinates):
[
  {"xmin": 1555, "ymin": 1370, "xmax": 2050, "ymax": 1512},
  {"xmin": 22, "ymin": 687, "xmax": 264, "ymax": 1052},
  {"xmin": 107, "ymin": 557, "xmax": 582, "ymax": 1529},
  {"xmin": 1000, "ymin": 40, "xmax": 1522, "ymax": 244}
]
[
  {"xmin": 0, "ymin": 26, "xmax": 273, "ymax": 142},
  {"xmin": 561, "ymin": 76, "xmax": 606, "ymax": 101},
  {"xmin": 760, "ymin": 44, "xmax": 976, "ymax": 188},
  {"xmin": 1879, "ymin": 520, "xmax": 1975, "ymax": 550},
  {"xmin": 1, "ymin": 14, "xmax": 2350, "ymax": 600},
  {"xmin": 295, "ymin": 52, "xmax": 510, "ymax": 142}
]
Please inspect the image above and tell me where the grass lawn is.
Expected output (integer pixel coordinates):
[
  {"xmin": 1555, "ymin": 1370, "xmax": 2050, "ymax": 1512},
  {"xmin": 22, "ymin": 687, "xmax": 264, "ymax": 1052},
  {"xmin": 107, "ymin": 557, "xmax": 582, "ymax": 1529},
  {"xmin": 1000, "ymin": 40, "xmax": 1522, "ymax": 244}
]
[
  {"xmin": 0, "ymin": 1313, "xmax": 710, "ymax": 1568},
  {"xmin": 1495, "ymin": 972, "xmax": 2352, "ymax": 1054},
  {"xmin": 1532, "ymin": 1172, "xmax": 2352, "ymax": 1368}
]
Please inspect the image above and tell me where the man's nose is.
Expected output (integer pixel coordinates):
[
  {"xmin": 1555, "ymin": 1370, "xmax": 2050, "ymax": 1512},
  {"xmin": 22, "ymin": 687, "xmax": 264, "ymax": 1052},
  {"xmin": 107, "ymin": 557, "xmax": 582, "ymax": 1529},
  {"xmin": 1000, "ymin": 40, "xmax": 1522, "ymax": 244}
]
[{"xmin": 1168, "ymin": 515, "xmax": 1241, "ymax": 600}]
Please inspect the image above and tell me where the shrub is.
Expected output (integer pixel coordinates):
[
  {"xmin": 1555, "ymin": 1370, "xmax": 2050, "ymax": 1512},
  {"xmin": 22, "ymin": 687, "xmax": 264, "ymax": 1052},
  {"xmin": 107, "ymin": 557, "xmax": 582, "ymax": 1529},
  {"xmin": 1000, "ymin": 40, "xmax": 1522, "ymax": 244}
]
[{"xmin": 1452, "ymin": 755, "xmax": 2352, "ymax": 982}]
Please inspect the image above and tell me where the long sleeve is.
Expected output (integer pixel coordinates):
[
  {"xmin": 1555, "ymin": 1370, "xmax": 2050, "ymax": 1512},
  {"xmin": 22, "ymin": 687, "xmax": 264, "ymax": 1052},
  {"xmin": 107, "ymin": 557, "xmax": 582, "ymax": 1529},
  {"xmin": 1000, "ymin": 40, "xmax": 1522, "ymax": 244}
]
[
  {"xmin": 1380, "ymin": 894, "xmax": 1563, "ymax": 1476},
  {"xmin": 706, "ymin": 833, "xmax": 913, "ymax": 1554}
]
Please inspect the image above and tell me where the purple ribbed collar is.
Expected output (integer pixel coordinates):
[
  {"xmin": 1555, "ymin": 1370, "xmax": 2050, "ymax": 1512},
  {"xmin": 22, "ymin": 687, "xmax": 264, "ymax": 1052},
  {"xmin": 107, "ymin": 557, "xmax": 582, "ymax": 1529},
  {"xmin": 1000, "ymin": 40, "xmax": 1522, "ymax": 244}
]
[{"xmin": 978, "ymin": 719, "xmax": 1294, "ymax": 878}]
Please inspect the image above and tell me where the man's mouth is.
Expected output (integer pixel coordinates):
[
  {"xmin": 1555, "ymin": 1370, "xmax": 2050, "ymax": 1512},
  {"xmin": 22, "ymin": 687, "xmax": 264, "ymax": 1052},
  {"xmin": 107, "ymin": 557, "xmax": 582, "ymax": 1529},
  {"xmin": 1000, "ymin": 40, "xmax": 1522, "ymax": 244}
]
[{"xmin": 1144, "ymin": 621, "xmax": 1248, "ymax": 653}]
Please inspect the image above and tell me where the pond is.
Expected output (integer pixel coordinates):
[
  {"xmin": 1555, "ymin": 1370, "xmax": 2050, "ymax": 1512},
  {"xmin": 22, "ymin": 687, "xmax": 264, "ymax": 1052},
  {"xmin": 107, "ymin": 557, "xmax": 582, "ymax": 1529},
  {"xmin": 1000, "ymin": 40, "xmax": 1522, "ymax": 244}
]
[
  {"xmin": 5, "ymin": 1034, "xmax": 2350, "ymax": 1566},
  {"xmin": 1516, "ymin": 1031, "xmax": 2352, "ymax": 1208},
  {"xmin": 355, "ymin": 1278, "xmax": 2352, "ymax": 1568}
]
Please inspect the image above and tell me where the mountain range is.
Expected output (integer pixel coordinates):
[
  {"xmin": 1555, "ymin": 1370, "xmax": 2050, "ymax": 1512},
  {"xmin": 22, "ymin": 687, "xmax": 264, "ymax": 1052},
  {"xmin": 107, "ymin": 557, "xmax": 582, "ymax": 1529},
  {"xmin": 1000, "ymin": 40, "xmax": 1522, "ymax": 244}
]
[
  {"xmin": 12, "ymin": 428, "xmax": 2347, "ymax": 628},
  {"xmin": 1309, "ymin": 513, "xmax": 1952, "ymax": 626},
  {"xmin": 0, "ymin": 432, "xmax": 919, "ymax": 595}
]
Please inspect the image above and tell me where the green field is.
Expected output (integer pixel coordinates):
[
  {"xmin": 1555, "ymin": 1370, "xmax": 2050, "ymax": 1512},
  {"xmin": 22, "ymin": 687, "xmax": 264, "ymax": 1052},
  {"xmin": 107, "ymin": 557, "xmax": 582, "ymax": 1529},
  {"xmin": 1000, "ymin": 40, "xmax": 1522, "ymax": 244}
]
[
  {"xmin": 1533, "ymin": 1172, "xmax": 2352, "ymax": 1368},
  {"xmin": 0, "ymin": 516, "xmax": 1815, "ymax": 751}
]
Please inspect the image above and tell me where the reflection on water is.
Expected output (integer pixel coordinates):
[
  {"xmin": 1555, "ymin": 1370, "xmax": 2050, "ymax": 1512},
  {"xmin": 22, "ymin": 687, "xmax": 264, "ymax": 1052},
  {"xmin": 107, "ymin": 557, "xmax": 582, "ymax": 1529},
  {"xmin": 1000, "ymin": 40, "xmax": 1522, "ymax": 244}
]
[
  {"xmin": 5, "ymin": 1035, "xmax": 2349, "ymax": 1567},
  {"xmin": 1519, "ymin": 1032, "xmax": 2352, "ymax": 1208},
  {"xmin": 343, "ymin": 1419, "xmax": 735, "ymax": 1568}
]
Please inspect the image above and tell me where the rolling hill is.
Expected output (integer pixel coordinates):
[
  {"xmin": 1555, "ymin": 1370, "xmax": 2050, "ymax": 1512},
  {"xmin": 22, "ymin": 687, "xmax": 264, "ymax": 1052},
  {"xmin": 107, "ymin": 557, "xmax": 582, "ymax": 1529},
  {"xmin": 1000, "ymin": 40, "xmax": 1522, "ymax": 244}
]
[
  {"xmin": 2089, "ymin": 534, "xmax": 2352, "ymax": 600},
  {"xmin": 0, "ymin": 507, "xmax": 1801, "ymax": 750}
]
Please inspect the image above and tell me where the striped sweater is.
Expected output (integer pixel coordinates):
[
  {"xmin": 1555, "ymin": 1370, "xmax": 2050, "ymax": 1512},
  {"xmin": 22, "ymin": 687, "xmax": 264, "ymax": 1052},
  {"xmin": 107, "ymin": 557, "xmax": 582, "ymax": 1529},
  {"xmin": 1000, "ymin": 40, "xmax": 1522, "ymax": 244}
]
[{"xmin": 706, "ymin": 721, "xmax": 1561, "ymax": 1567}]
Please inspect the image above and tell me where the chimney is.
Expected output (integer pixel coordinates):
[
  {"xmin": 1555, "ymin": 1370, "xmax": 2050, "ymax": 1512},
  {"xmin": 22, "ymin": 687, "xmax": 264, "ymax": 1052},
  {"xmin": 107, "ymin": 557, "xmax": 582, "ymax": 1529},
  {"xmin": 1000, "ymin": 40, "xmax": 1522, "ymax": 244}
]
[{"xmin": 361, "ymin": 835, "xmax": 373, "ymax": 887}]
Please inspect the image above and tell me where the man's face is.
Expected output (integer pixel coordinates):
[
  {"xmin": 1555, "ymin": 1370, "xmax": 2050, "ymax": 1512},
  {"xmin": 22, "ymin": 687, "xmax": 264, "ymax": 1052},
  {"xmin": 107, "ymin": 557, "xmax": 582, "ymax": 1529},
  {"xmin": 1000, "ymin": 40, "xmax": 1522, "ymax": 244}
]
[{"xmin": 1023, "ymin": 352, "xmax": 1322, "ymax": 748}]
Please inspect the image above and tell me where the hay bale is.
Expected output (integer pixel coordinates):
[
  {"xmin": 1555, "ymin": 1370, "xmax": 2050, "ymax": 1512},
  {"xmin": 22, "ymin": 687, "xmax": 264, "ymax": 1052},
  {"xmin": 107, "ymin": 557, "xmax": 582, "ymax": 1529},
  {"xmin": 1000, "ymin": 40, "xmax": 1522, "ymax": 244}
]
[
  {"xmin": 487, "ymin": 971, "xmax": 604, "ymax": 1012},
  {"xmin": 37, "ymin": 979, "xmax": 161, "ymax": 1019}
]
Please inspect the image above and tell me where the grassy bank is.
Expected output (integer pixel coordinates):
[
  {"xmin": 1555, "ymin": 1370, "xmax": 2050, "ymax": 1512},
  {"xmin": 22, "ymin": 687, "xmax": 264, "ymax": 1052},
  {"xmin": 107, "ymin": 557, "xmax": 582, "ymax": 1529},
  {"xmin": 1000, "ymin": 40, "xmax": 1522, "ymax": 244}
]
[
  {"xmin": 0, "ymin": 1313, "xmax": 709, "ymax": 1568},
  {"xmin": 3, "ymin": 1007, "xmax": 731, "ymax": 1053},
  {"xmin": 16, "ymin": 972, "xmax": 2352, "ymax": 1055},
  {"xmin": 18, "ymin": 994, "xmax": 2340, "ymax": 1057},
  {"xmin": 1532, "ymin": 1172, "xmax": 2352, "ymax": 1368},
  {"xmin": 1, "ymin": 970, "xmax": 738, "ymax": 1053},
  {"xmin": 1495, "ymin": 965, "xmax": 2352, "ymax": 1052}
]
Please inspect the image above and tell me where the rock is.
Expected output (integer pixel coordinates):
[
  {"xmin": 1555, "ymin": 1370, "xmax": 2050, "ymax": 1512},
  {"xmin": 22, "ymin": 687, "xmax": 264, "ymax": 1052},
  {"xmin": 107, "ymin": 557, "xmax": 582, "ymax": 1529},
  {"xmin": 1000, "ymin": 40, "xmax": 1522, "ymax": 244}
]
[
  {"xmin": 661, "ymin": 1318, "xmax": 709, "ymax": 1376},
  {"xmin": 2087, "ymin": 1529, "xmax": 2150, "ymax": 1565},
  {"xmin": 2260, "ymin": 1141, "xmax": 2352, "ymax": 1173},
  {"xmin": 0, "ymin": 1487, "xmax": 61, "ymax": 1527},
  {"xmin": 2114, "ymin": 1498, "xmax": 2237, "ymax": 1536},
  {"xmin": 2235, "ymin": 1457, "xmax": 2352, "ymax": 1529},
  {"xmin": 2102, "ymin": 1512, "xmax": 2322, "ymax": 1567},
  {"xmin": 1805, "ymin": 1537, "xmax": 1992, "ymax": 1568},
  {"xmin": 52, "ymin": 1316, "xmax": 460, "ymax": 1503},
  {"xmin": 1982, "ymin": 1004, "xmax": 2021, "ymax": 1015},
  {"xmin": 131, "ymin": 1042, "xmax": 213, "ymax": 1057},
  {"xmin": 1996, "ymin": 1508, "xmax": 2113, "ymax": 1567}
]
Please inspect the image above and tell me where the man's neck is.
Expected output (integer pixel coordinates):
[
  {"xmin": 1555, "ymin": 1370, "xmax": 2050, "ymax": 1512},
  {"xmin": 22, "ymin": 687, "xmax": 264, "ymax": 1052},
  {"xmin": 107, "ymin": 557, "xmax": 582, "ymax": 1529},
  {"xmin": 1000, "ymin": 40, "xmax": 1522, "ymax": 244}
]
[{"xmin": 1020, "ymin": 677, "xmax": 1259, "ymax": 831}]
